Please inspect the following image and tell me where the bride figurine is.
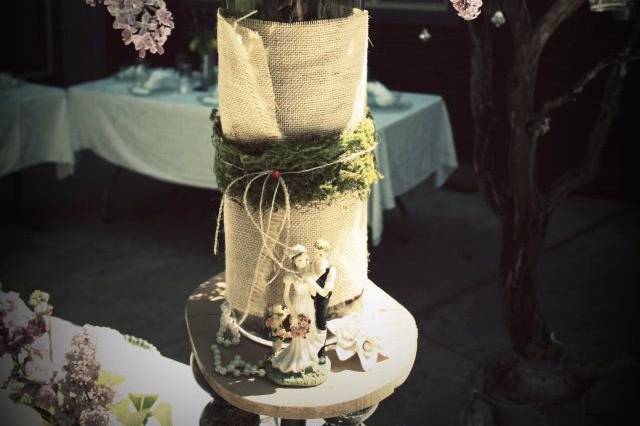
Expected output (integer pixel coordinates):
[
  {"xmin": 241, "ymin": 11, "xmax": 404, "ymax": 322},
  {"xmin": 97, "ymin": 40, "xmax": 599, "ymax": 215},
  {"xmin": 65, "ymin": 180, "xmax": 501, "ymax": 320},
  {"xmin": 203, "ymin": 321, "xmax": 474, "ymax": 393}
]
[{"xmin": 267, "ymin": 244, "xmax": 333, "ymax": 387}]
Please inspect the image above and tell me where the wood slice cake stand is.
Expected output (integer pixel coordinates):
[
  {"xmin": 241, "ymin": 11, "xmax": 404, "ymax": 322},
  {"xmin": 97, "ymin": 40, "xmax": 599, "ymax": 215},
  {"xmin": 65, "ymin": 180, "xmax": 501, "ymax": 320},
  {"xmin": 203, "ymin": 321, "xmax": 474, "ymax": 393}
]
[{"xmin": 186, "ymin": 273, "xmax": 418, "ymax": 425}]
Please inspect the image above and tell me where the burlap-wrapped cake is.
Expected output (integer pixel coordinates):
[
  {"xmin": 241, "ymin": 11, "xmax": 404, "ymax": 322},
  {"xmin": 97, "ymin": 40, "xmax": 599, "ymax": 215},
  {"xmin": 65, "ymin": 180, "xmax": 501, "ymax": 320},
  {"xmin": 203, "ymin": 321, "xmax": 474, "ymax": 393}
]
[{"xmin": 214, "ymin": 8, "xmax": 377, "ymax": 337}]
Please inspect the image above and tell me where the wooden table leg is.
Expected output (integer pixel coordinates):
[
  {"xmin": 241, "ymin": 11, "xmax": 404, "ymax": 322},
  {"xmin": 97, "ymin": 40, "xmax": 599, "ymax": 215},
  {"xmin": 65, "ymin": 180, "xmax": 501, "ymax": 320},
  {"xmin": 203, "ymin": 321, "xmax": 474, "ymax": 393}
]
[
  {"xmin": 190, "ymin": 353, "xmax": 261, "ymax": 426},
  {"xmin": 322, "ymin": 403, "xmax": 379, "ymax": 426}
]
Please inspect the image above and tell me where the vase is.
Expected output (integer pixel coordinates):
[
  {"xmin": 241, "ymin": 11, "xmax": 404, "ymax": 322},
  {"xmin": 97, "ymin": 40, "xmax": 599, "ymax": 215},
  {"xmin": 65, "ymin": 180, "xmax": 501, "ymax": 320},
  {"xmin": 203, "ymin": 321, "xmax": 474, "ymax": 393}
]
[
  {"xmin": 461, "ymin": 349, "xmax": 592, "ymax": 426},
  {"xmin": 225, "ymin": 0, "xmax": 257, "ymax": 17},
  {"xmin": 225, "ymin": 0, "xmax": 358, "ymax": 22}
]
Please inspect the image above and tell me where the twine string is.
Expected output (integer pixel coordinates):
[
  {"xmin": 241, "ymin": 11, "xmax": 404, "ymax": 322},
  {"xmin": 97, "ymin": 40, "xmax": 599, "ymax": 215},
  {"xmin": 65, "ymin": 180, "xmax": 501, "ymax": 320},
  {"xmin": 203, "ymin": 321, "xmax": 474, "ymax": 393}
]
[
  {"xmin": 238, "ymin": 176, "xmax": 290, "ymax": 326},
  {"xmin": 213, "ymin": 170, "xmax": 265, "ymax": 256},
  {"xmin": 213, "ymin": 143, "xmax": 376, "ymax": 318}
]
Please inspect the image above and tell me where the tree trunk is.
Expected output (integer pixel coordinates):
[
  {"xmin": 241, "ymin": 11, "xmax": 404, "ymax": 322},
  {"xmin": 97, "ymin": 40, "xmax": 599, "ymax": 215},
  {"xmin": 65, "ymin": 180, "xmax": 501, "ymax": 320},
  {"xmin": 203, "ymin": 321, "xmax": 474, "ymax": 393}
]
[
  {"xmin": 466, "ymin": 5, "xmax": 637, "ymax": 412},
  {"xmin": 499, "ymin": 210, "xmax": 557, "ymax": 359},
  {"xmin": 502, "ymin": 63, "xmax": 555, "ymax": 358}
]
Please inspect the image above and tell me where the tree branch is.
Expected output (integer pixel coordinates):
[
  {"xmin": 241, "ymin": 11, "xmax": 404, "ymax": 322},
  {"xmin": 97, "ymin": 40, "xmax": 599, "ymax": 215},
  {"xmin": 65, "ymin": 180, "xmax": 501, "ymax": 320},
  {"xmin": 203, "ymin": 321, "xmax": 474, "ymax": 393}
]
[
  {"xmin": 528, "ymin": 52, "xmax": 638, "ymax": 138},
  {"xmin": 469, "ymin": 0, "xmax": 510, "ymax": 216},
  {"xmin": 543, "ymin": 16, "xmax": 640, "ymax": 213},
  {"xmin": 528, "ymin": 0, "xmax": 587, "ymax": 66},
  {"xmin": 499, "ymin": 0, "xmax": 533, "ymax": 46},
  {"xmin": 503, "ymin": 0, "xmax": 586, "ymax": 207},
  {"xmin": 541, "ymin": 59, "xmax": 615, "ymax": 116}
]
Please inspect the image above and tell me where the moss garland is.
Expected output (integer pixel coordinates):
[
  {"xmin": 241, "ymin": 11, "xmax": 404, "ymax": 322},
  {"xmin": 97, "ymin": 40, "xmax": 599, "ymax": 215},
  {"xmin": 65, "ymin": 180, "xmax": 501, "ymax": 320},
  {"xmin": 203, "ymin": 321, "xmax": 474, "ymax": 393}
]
[{"xmin": 211, "ymin": 110, "xmax": 381, "ymax": 208}]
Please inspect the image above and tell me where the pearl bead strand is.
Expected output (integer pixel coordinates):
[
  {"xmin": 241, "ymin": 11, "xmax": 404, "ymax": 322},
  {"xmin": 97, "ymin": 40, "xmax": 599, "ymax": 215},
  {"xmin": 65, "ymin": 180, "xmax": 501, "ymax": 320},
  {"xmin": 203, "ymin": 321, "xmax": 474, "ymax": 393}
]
[{"xmin": 212, "ymin": 302, "xmax": 266, "ymax": 378}]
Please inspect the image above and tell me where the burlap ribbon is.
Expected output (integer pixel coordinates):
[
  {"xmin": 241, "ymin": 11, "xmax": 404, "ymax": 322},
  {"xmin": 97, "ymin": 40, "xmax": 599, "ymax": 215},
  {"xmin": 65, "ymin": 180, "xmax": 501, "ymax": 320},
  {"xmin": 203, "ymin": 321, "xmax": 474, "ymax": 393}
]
[
  {"xmin": 217, "ymin": 8, "xmax": 369, "ymax": 144},
  {"xmin": 223, "ymin": 194, "xmax": 368, "ymax": 318}
]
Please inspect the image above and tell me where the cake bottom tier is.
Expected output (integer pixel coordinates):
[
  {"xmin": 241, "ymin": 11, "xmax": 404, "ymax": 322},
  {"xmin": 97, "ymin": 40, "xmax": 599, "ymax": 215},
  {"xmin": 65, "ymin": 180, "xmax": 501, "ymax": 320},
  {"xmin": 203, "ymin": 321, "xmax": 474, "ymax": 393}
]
[{"xmin": 223, "ymin": 194, "xmax": 368, "ymax": 329}]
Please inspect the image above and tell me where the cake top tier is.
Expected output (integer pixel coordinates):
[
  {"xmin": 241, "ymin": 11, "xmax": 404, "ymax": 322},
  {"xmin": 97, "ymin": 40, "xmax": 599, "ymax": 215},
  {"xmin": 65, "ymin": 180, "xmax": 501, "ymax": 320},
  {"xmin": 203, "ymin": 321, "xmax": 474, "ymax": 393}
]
[{"xmin": 217, "ymin": 9, "xmax": 369, "ymax": 144}]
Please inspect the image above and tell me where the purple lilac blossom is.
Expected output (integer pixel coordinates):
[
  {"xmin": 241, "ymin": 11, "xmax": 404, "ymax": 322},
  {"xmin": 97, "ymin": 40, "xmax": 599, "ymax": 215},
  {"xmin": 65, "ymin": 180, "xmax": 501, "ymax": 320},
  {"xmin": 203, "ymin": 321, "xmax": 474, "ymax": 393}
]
[
  {"xmin": 450, "ymin": 0, "xmax": 483, "ymax": 20},
  {"xmin": 34, "ymin": 384, "xmax": 57, "ymax": 409},
  {"xmin": 79, "ymin": 407, "xmax": 112, "ymax": 426},
  {"xmin": 1, "ymin": 291, "xmax": 52, "ymax": 356},
  {"xmin": 54, "ymin": 329, "xmax": 116, "ymax": 425},
  {"xmin": 2, "ymin": 290, "xmax": 117, "ymax": 425},
  {"xmin": 84, "ymin": 0, "xmax": 174, "ymax": 58}
]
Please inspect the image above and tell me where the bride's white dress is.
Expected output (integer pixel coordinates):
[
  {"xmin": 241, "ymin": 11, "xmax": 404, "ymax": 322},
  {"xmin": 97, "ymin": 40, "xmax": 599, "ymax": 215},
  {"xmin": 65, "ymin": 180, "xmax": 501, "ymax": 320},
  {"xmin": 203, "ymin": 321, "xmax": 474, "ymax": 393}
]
[{"xmin": 271, "ymin": 278, "xmax": 327, "ymax": 373}]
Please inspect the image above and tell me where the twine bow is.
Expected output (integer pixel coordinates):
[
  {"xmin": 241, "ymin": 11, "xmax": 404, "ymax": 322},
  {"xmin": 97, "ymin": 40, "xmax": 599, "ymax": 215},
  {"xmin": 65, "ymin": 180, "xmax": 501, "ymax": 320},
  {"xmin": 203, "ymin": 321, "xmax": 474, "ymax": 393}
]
[{"xmin": 213, "ymin": 146, "xmax": 376, "ymax": 325}]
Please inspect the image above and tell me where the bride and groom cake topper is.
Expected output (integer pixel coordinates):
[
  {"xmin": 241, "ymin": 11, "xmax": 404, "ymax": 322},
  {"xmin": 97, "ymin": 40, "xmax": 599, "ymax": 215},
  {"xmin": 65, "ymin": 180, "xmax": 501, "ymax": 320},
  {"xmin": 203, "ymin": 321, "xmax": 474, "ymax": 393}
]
[{"xmin": 266, "ymin": 239, "xmax": 337, "ymax": 386}]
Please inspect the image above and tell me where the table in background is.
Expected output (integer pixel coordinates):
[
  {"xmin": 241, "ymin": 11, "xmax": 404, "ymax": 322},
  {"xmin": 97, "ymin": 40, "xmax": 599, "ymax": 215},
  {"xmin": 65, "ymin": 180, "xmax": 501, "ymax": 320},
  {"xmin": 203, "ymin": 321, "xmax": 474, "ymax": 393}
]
[
  {"xmin": 67, "ymin": 78, "xmax": 458, "ymax": 245},
  {"xmin": 0, "ymin": 83, "xmax": 73, "ymax": 178}
]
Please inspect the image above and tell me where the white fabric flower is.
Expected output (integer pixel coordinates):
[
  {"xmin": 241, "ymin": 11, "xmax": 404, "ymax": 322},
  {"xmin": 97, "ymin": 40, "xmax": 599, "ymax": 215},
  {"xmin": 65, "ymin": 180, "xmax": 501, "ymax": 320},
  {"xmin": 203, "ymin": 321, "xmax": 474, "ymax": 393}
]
[
  {"xmin": 356, "ymin": 335, "xmax": 383, "ymax": 371},
  {"xmin": 329, "ymin": 315, "xmax": 361, "ymax": 361},
  {"xmin": 327, "ymin": 314, "xmax": 385, "ymax": 371}
]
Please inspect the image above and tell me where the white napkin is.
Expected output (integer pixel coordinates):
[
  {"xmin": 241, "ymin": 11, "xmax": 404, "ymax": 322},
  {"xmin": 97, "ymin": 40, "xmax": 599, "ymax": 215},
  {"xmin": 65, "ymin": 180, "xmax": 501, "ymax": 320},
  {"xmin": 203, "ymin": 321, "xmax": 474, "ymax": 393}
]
[
  {"xmin": 116, "ymin": 64, "xmax": 146, "ymax": 81},
  {"xmin": 132, "ymin": 68, "xmax": 177, "ymax": 95},
  {"xmin": 367, "ymin": 81, "xmax": 395, "ymax": 106},
  {"xmin": 145, "ymin": 69, "xmax": 176, "ymax": 89}
]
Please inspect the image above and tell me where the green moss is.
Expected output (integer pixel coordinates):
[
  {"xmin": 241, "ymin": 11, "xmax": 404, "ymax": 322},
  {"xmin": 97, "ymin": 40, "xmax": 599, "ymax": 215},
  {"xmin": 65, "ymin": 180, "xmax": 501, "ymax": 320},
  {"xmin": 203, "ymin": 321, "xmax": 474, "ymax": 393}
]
[{"xmin": 211, "ymin": 110, "xmax": 382, "ymax": 208}]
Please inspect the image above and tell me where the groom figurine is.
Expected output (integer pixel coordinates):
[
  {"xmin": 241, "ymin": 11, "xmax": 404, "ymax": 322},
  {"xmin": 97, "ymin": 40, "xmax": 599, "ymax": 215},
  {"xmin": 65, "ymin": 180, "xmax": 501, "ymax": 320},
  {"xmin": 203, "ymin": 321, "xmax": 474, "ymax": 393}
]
[{"xmin": 311, "ymin": 239, "xmax": 336, "ymax": 360}]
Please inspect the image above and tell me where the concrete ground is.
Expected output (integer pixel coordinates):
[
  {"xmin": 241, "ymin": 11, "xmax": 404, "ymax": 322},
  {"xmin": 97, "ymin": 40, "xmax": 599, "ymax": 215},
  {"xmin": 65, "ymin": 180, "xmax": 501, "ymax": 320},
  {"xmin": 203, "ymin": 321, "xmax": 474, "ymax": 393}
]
[{"xmin": 1, "ymin": 153, "xmax": 638, "ymax": 425}]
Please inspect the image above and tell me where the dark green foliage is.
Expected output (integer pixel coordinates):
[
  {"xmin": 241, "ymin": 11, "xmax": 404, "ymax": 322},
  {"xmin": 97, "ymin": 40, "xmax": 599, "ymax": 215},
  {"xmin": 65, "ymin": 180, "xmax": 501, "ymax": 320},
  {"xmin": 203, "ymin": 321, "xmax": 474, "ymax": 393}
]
[{"xmin": 211, "ymin": 110, "xmax": 381, "ymax": 208}]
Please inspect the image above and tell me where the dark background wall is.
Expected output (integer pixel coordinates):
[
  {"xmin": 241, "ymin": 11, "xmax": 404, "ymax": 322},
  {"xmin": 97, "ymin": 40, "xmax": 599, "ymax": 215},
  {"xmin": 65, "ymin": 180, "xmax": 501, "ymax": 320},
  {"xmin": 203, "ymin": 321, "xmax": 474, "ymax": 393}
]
[{"xmin": 3, "ymin": 0, "xmax": 637, "ymax": 202}]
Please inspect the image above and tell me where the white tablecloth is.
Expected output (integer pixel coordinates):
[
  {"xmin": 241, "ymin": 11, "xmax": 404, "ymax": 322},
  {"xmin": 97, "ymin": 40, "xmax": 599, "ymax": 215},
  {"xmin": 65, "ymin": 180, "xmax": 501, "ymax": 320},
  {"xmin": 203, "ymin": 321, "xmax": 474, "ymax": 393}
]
[
  {"xmin": 369, "ymin": 93, "xmax": 457, "ymax": 244},
  {"xmin": 1, "ymin": 318, "xmax": 212, "ymax": 425},
  {"xmin": 67, "ymin": 79, "xmax": 458, "ymax": 245},
  {"xmin": 0, "ymin": 83, "xmax": 73, "ymax": 178}
]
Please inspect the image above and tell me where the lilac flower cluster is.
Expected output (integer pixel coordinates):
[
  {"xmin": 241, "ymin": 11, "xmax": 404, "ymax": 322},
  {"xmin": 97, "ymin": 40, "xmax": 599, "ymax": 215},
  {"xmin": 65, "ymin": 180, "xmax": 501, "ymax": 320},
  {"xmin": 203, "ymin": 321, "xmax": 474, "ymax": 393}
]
[
  {"xmin": 450, "ymin": 0, "xmax": 483, "ymax": 20},
  {"xmin": 1, "ymin": 290, "xmax": 117, "ymax": 425},
  {"xmin": 0, "ymin": 290, "xmax": 51, "ymax": 357},
  {"xmin": 54, "ymin": 329, "xmax": 116, "ymax": 426},
  {"xmin": 85, "ymin": 0, "xmax": 174, "ymax": 58}
]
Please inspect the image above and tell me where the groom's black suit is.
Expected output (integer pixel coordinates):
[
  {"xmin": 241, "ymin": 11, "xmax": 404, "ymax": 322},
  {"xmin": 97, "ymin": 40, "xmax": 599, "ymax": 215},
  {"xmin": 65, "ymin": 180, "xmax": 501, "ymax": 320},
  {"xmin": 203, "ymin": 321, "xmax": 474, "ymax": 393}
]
[{"xmin": 312, "ymin": 267, "xmax": 332, "ymax": 358}]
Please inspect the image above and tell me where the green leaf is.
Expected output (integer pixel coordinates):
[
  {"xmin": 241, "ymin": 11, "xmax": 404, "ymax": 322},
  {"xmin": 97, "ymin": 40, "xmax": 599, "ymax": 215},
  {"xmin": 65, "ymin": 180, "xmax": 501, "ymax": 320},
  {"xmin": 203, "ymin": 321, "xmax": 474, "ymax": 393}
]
[
  {"xmin": 97, "ymin": 370, "xmax": 125, "ymax": 388},
  {"xmin": 128, "ymin": 394, "xmax": 144, "ymax": 411},
  {"xmin": 111, "ymin": 399, "xmax": 150, "ymax": 426},
  {"xmin": 111, "ymin": 400, "xmax": 129, "ymax": 418},
  {"xmin": 125, "ymin": 409, "xmax": 150, "ymax": 426},
  {"xmin": 151, "ymin": 402, "xmax": 173, "ymax": 426},
  {"xmin": 126, "ymin": 393, "xmax": 159, "ymax": 412},
  {"xmin": 141, "ymin": 394, "xmax": 159, "ymax": 411}
]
